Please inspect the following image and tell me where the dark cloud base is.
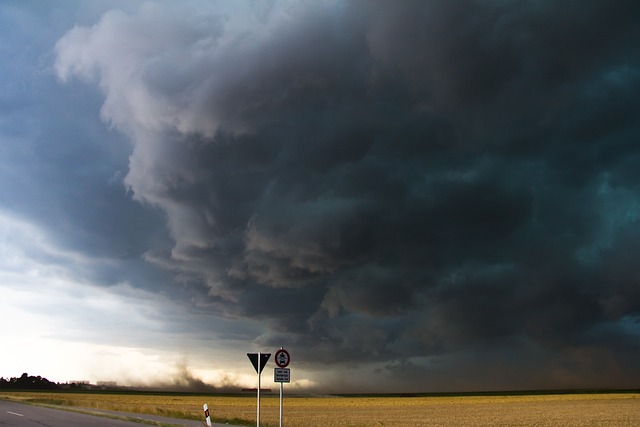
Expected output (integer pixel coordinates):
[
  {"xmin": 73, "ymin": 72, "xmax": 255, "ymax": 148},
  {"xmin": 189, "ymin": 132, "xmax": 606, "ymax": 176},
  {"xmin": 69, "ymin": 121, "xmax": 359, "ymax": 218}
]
[{"xmin": 54, "ymin": 0, "xmax": 640, "ymax": 391}]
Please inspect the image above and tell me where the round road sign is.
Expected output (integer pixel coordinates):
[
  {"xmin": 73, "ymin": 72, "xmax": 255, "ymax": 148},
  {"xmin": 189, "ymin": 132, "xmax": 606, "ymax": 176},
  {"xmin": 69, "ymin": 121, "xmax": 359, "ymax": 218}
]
[{"xmin": 275, "ymin": 348, "xmax": 290, "ymax": 368}]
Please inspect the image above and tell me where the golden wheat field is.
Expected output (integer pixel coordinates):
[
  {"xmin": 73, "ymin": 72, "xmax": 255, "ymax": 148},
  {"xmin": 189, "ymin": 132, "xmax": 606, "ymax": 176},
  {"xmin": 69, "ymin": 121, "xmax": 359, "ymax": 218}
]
[{"xmin": 1, "ymin": 390, "xmax": 640, "ymax": 426}]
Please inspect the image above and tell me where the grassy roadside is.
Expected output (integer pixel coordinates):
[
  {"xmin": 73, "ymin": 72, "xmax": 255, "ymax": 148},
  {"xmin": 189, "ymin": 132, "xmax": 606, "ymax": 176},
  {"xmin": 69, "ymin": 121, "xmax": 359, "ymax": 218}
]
[{"xmin": 0, "ymin": 390, "xmax": 254, "ymax": 426}]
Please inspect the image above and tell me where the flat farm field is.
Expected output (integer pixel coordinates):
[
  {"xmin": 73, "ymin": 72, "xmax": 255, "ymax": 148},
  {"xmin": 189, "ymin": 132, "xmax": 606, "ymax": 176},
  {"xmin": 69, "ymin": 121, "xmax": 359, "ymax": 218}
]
[{"xmin": 1, "ymin": 390, "xmax": 640, "ymax": 426}]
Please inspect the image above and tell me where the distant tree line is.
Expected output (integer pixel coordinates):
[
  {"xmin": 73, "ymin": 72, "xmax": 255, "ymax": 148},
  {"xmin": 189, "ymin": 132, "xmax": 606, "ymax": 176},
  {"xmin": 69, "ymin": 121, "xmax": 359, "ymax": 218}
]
[{"xmin": 0, "ymin": 373, "xmax": 60, "ymax": 390}]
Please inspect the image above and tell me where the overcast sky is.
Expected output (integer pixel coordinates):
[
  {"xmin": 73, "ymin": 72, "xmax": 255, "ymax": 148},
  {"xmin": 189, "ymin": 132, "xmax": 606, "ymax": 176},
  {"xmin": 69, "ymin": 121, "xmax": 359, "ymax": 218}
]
[{"xmin": 1, "ymin": 0, "xmax": 640, "ymax": 393}]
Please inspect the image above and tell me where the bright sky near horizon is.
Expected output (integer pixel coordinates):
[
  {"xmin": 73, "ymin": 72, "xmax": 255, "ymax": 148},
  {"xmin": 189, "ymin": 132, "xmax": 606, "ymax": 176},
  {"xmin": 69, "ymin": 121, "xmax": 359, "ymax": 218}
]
[{"xmin": 1, "ymin": 0, "xmax": 640, "ymax": 393}]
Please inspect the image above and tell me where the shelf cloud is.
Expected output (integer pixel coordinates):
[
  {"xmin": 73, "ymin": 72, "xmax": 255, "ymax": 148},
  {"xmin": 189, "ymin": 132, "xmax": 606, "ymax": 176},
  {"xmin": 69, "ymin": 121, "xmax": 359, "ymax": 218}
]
[{"xmin": 1, "ymin": 0, "xmax": 639, "ymax": 392}]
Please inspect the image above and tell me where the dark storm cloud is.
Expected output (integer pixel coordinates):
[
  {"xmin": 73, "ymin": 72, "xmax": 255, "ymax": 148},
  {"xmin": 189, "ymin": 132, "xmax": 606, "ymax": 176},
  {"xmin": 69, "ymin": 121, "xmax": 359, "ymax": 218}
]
[
  {"xmin": 55, "ymin": 0, "xmax": 640, "ymax": 390},
  {"xmin": 0, "ymin": 1, "xmax": 171, "ymax": 292}
]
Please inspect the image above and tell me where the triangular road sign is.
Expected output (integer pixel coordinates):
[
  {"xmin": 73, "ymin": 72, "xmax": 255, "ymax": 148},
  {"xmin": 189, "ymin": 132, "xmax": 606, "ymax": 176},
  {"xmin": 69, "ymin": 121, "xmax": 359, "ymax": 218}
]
[{"xmin": 247, "ymin": 352, "xmax": 271, "ymax": 374}]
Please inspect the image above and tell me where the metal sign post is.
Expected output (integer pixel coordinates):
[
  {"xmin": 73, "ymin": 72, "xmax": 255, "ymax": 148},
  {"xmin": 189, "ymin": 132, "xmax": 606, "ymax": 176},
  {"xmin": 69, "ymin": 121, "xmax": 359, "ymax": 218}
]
[
  {"xmin": 258, "ymin": 355, "xmax": 261, "ymax": 427},
  {"xmin": 247, "ymin": 352, "xmax": 270, "ymax": 427},
  {"xmin": 274, "ymin": 348, "xmax": 291, "ymax": 427},
  {"xmin": 279, "ymin": 378, "xmax": 283, "ymax": 427}
]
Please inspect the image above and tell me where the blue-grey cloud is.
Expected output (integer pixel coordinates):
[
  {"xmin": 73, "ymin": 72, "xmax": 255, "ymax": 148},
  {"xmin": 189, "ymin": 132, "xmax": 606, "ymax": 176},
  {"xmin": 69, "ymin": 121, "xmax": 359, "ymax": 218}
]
[{"xmin": 21, "ymin": 0, "xmax": 640, "ymax": 391}]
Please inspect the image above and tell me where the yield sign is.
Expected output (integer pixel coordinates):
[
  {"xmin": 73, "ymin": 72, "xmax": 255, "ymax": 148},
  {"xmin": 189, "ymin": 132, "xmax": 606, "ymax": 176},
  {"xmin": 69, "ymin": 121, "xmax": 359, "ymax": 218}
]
[{"xmin": 247, "ymin": 352, "xmax": 271, "ymax": 374}]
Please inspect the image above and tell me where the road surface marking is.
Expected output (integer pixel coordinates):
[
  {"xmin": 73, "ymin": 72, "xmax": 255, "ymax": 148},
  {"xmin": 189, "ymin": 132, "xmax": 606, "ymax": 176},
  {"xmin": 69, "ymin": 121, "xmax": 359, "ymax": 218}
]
[{"xmin": 7, "ymin": 411, "xmax": 24, "ymax": 416}]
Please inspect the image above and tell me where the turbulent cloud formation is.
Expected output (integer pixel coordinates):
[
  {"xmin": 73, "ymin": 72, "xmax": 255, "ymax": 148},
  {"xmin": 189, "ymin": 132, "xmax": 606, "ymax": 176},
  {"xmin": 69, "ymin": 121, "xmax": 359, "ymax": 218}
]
[{"xmin": 50, "ymin": 0, "xmax": 640, "ymax": 391}]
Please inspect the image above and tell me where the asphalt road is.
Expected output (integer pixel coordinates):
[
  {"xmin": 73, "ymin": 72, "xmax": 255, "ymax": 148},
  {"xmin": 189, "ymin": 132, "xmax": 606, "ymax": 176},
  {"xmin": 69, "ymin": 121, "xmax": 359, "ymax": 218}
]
[{"xmin": 0, "ymin": 400, "xmax": 240, "ymax": 427}]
